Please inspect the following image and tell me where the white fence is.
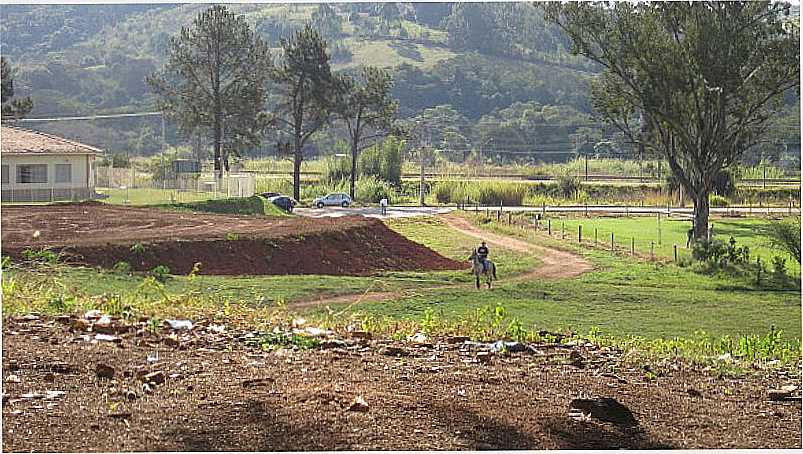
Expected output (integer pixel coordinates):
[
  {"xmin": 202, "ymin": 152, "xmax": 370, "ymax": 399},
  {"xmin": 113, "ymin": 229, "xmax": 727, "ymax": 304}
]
[
  {"xmin": 94, "ymin": 165, "xmax": 256, "ymax": 200},
  {"xmin": 1, "ymin": 187, "xmax": 96, "ymax": 203}
]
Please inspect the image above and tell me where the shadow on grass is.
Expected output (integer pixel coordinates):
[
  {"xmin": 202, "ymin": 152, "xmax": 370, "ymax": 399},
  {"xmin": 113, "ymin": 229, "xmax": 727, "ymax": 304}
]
[{"xmin": 389, "ymin": 41, "xmax": 424, "ymax": 62}]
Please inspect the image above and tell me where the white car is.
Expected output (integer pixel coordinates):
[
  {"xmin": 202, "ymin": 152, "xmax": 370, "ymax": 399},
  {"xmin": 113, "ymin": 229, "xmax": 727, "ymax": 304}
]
[{"xmin": 313, "ymin": 192, "xmax": 352, "ymax": 208}]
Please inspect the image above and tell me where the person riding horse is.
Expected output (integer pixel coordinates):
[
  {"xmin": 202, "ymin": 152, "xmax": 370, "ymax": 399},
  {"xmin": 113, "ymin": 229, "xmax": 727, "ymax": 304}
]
[{"xmin": 477, "ymin": 241, "xmax": 490, "ymax": 272}]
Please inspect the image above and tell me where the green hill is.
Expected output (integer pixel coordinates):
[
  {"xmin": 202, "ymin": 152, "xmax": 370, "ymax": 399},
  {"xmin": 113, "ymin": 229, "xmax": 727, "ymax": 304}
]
[{"xmin": 1, "ymin": 2, "xmax": 796, "ymax": 166}]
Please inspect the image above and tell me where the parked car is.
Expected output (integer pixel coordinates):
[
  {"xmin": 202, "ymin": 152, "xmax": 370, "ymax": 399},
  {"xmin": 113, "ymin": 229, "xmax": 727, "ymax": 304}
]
[
  {"xmin": 313, "ymin": 192, "xmax": 352, "ymax": 208},
  {"xmin": 268, "ymin": 195, "xmax": 297, "ymax": 213},
  {"xmin": 260, "ymin": 192, "xmax": 281, "ymax": 199}
]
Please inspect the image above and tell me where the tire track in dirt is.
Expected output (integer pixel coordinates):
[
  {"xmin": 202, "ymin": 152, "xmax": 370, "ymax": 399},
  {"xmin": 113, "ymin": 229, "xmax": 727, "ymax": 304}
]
[{"xmin": 291, "ymin": 214, "xmax": 593, "ymax": 309}]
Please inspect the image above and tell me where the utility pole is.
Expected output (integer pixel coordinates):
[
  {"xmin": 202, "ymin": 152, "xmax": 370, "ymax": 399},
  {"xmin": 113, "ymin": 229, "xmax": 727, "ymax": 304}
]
[
  {"xmin": 585, "ymin": 154, "xmax": 588, "ymax": 181},
  {"xmin": 161, "ymin": 113, "xmax": 167, "ymax": 192},
  {"xmin": 419, "ymin": 126, "xmax": 429, "ymax": 207}
]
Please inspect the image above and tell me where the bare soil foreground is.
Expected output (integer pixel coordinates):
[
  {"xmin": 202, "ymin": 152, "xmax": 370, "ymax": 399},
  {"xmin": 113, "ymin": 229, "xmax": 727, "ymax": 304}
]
[
  {"xmin": 2, "ymin": 316, "xmax": 801, "ymax": 451},
  {"xmin": 0, "ymin": 203, "xmax": 464, "ymax": 275}
]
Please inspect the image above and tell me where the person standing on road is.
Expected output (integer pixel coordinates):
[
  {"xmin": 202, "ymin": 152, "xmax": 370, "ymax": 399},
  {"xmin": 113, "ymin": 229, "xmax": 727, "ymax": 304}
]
[{"xmin": 380, "ymin": 197, "xmax": 388, "ymax": 216}]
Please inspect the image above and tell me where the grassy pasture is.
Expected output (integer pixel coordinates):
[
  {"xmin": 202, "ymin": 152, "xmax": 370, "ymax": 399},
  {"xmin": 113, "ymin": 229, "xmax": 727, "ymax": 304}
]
[
  {"xmin": 331, "ymin": 214, "xmax": 801, "ymax": 342},
  {"xmin": 540, "ymin": 215, "xmax": 801, "ymax": 275},
  {"xmin": 2, "ymin": 213, "xmax": 799, "ymax": 361}
]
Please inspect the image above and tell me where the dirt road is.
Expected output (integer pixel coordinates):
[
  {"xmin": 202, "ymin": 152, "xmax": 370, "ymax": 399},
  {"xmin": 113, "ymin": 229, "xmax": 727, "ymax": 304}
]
[{"xmin": 440, "ymin": 215, "xmax": 593, "ymax": 280}]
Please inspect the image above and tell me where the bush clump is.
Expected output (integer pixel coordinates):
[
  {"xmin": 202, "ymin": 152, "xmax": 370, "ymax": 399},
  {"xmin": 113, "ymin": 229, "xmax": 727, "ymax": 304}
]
[
  {"xmin": 358, "ymin": 136, "xmax": 404, "ymax": 186},
  {"xmin": 356, "ymin": 176, "xmax": 396, "ymax": 203}
]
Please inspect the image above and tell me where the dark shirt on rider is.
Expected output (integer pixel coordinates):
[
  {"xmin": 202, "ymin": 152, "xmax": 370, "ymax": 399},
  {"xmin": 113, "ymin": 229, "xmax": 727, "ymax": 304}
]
[{"xmin": 477, "ymin": 246, "xmax": 489, "ymax": 258}]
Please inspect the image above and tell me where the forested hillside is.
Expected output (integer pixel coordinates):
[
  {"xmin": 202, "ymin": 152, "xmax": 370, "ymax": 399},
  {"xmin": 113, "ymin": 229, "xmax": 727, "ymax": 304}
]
[{"xmin": 0, "ymin": 2, "xmax": 797, "ymax": 165}]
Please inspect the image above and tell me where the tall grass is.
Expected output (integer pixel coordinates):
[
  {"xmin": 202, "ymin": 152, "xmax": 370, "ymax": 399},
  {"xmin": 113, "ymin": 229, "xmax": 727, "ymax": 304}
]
[
  {"xmin": 433, "ymin": 181, "xmax": 529, "ymax": 205},
  {"xmin": 738, "ymin": 162, "xmax": 788, "ymax": 180}
]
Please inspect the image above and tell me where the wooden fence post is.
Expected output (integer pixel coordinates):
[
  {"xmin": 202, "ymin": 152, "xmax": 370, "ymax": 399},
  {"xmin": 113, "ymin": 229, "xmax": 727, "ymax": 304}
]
[
  {"xmin": 548, "ymin": 219, "xmax": 552, "ymax": 236},
  {"xmin": 674, "ymin": 244, "xmax": 678, "ymax": 263},
  {"xmin": 650, "ymin": 241, "xmax": 654, "ymax": 261},
  {"xmin": 561, "ymin": 221, "xmax": 565, "ymax": 239},
  {"xmin": 497, "ymin": 210, "xmax": 501, "ymax": 222},
  {"xmin": 578, "ymin": 225, "xmax": 582, "ymax": 243},
  {"xmin": 508, "ymin": 211, "xmax": 512, "ymax": 225},
  {"xmin": 594, "ymin": 228, "xmax": 598, "ymax": 246},
  {"xmin": 542, "ymin": 202, "xmax": 546, "ymax": 217},
  {"xmin": 756, "ymin": 257, "xmax": 762, "ymax": 285},
  {"xmin": 631, "ymin": 237, "xmax": 635, "ymax": 256},
  {"xmin": 611, "ymin": 233, "xmax": 614, "ymax": 254},
  {"xmin": 657, "ymin": 213, "xmax": 662, "ymax": 246},
  {"xmin": 585, "ymin": 202, "xmax": 588, "ymax": 217}
]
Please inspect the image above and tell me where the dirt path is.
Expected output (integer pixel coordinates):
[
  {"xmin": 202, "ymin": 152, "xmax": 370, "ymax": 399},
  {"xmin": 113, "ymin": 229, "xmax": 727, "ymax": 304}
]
[
  {"xmin": 291, "ymin": 214, "xmax": 593, "ymax": 309},
  {"xmin": 439, "ymin": 215, "xmax": 593, "ymax": 280}
]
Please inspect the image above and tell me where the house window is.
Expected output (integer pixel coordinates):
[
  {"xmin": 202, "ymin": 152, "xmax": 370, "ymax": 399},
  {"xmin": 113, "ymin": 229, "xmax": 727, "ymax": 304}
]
[
  {"xmin": 17, "ymin": 164, "xmax": 48, "ymax": 183},
  {"xmin": 1, "ymin": 165, "xmax": 8, "ymax": 184},
  {"xmin": 55, "ymin": 164, "xmax": 72, "ymax": 183}
]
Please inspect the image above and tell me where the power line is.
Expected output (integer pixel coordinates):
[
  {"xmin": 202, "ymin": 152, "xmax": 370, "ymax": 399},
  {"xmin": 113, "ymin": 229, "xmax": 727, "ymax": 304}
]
[{"xmin": 15, "ymin": 112, "xmax": 162, "ymax": 122}]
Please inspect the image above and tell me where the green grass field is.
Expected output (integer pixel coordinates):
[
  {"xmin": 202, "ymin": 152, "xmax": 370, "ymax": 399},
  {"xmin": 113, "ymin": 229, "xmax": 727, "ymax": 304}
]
[
  {"xmin": 543, "ymin": 215, "xmax": 800, "ymax": 275},
  {"xmin": 97, "ymin": 187, "xmax": 220, "ymax": 205},
  {"xmin": 324, "ymin": 214, "xmax": 802, "ymax": 342},
  {"xmin": 3, "ymin": 212, "xmax": 799, "ymax": 352}
]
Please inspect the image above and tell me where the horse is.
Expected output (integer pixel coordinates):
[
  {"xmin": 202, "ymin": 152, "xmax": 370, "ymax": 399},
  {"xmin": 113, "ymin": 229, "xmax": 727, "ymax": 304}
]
[{"xmin": 469, "ymin": 248, "xmax": 497, "ymax": 289}]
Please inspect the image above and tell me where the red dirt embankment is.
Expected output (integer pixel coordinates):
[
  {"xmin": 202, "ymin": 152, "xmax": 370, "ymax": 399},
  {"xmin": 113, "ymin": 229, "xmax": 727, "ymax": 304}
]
[{"xmin": 0, "ymin": 203, "xmax": 465, "ymax": 276}]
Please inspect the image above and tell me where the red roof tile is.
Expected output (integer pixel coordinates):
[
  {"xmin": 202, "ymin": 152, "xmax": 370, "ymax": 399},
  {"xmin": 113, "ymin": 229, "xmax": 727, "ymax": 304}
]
[{"xmin": 1, "ymin": 125, "xmax": 102, "ymax": 155}]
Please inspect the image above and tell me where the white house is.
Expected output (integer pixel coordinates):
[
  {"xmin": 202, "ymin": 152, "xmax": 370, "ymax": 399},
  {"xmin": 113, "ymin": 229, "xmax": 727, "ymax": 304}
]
[{"xmin": 1, "ymin": 125, "xmax": 100, "ymax": 202}]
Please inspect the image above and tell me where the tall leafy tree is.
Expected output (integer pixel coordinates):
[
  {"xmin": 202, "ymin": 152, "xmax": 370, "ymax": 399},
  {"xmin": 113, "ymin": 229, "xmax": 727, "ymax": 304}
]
[
  {"xmin": 270, "ymin": 24, "xmax": 337, "ymax": 200},
  {"xmin": 334, "ymin": 66, "xmax": 399, "ymax": 198},
  {"xmin": 1, "ymin": 57, "xmax": 33, "ymax": 120},
  {"xmin": 147, "ymin": 5, "xmax": 272, "ymax": 178},
  {"xmin": 545, "ymin": 2, "xmax": 799, "ymax": 238}
]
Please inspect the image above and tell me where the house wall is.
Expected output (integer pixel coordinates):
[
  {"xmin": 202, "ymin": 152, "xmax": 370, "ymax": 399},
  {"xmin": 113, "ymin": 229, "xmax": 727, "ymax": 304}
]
[{"xmin": 1, "ymin": 154, "xmax": 96, "ymax": 202}]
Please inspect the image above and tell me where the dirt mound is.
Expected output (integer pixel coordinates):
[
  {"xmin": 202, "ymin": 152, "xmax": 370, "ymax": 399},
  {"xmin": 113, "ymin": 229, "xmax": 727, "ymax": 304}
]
[{"xmin": 1, "ymin": 204, "xmax": 465, "ymax": 276}]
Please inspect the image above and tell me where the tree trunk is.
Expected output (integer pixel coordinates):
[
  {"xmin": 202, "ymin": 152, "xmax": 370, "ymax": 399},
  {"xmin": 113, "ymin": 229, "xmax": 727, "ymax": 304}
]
[
  {"xmin": 350, "ymin": 140, "xmax": 358, "ymax": 200},
  {"xmin": 693, "ymin": 190, "xmax": 710, "ymax": 240},
  {"xmin": 214, "ymin": 114, "xmax": 222, "ymax": 181},
  {"xmin": 293, "ymin": 135, "xmax": 302, "ymax": 201}
]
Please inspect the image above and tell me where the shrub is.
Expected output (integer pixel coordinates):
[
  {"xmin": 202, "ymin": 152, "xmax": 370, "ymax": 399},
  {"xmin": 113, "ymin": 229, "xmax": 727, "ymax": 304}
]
[
  {"xmin": 554, "ymin": 171, "xmax": 582, "ymax": 198},
  {"xmin": 356, "ymin": 176, "xmax": 396, "ymax": 203},
  {"xmin": 358, "ymin": 136, "xmax": 404, "ymax": 186},
  {"xmin": 771, "ymin": 255, "xmax": 788, "ymax": 278},
  {"xmin": 692, "ymin": 239, "xmax": 728, "ymax": 264},
  {"xmin": 767, "ymin": 217, "xmax": 801, "ymax": 264},
  {"xmin": 21, "ymin": 248, "xmax": 59, "ymax": 265},
  {"xmin": 709, "ymin": 194, "xmax": 730, "ymax": 207},
  {"xmin": 112, "ymin": 261, "xmax": 132, "ymax": 274},
  {"xmin": 149, "ymin": 265, "xmax": 171, "ymax": 283}
]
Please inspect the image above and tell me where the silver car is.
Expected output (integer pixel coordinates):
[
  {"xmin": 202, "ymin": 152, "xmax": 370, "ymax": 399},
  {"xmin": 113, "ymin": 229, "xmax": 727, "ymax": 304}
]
[{"xmin": 313, "ymin": 192, "xmax": 352, "ymax": 208}]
